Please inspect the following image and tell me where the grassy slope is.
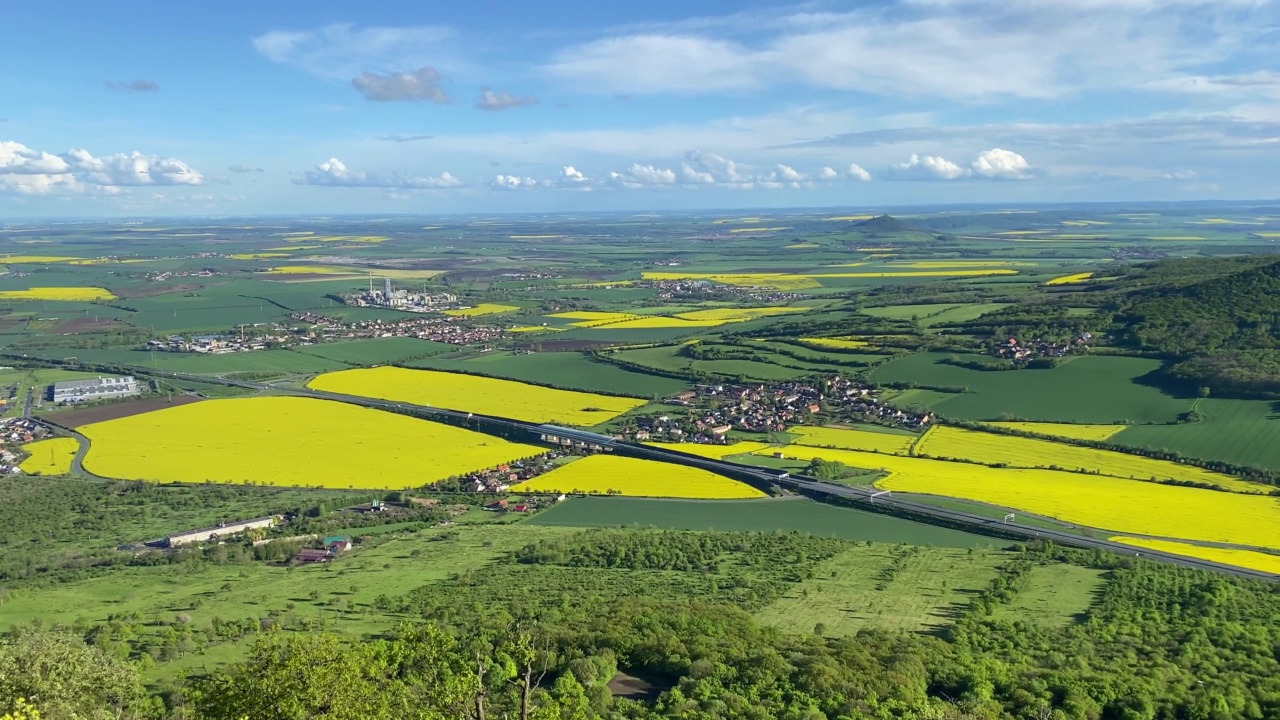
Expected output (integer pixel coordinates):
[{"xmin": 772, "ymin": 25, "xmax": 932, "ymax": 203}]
[
  {"xmin": 994, "ymin": 563, "xmax": 1106, "ymax": 627},
  {"xmin": 872, "ymin": 353, "xmax": 1191, "ymax": 423},
  {"xmin": 409, "ymin": 350, "xmax": 689, "ymax": 398},
  {"xmin": 1114, "ymin": 397, "xmax": 1280, "ymax": 472}
]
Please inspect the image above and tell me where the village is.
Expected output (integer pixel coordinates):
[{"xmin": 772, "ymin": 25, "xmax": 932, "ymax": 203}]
[
  {"xmin": 288, "ymin": 311, "xmax": 508, "ymax": 345},
  {"xmin": 617, "ymin": 375, "xmax": 933, "ymax": 444},
  {"xmin": 991, "ymin": 333, "xmax": 1093, "ymax": 363},
  {"xmin": 0, "ymin": 417, "xmax": 52, "ymax": 474}
]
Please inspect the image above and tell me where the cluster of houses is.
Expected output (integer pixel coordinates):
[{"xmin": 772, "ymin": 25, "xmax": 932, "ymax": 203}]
[
  {"xmin": 294, "ymin": 535, "xmax": 354, "ymax": 564},
  {"xmin": 637, "ymin": 279, "xmax": 804, "ymax": 304},
  {"xmin": 145, "ymin": 269, "xmax": 220, "ymax": 282},
  {"xmin": 146, "ymin": 327, "xmax": 289, "ymax": 355},
  {"xmin": 288, "ymin": 312, "xmax": 508, "ymax": 345},
  {"xmin": 346, "ymin": 278, "xmax": 460, "ymax": 313},
  {"xmin": 992, "ymin": 333, "xmax": 1093, "ymax": 363},
  {"xmin": 620, "ymin": 375, "xmax": 932, "ymax": 443},
  {"xmin": 5, "ymin": 417, "xmax": 50, "ymax": 473},
  {"xmin": 484, "ymin": 495, "xmax": 565, "ymax": 513},
  {"xmin": 434, "ymin": 451, "xmax": 566, "ymax": 494}
]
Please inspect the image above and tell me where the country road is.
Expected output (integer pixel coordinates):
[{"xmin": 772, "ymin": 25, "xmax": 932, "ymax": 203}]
[{"xmin": 28, "ymin": 361, "xmax": 1280, "ymax": 582}]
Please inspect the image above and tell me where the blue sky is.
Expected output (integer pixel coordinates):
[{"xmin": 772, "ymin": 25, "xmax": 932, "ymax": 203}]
[{"xmin": 2, "ymin": 0, "xmax": 1279, "ymax": 217}]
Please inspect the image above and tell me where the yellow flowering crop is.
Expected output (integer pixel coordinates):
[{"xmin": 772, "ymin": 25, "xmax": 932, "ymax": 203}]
[
  {"xmin": 79, "ymin": 397, "xmax": 543, "ymax": 489},
  {"xmin": 512, "ymin": 455, "xmax": 765, "ymax": 499},
  {"xmin": 790, "ymin": 426, "xmax": 916, "ymax": 454},
  {"xmin": 0, "ymin": 255, "xmax": 82, "ymax": 263},
  {"xmin": 443, "ymin": 303, "xmax": 520, "ymax": 317},
  {"xmin": 776, "ymin": 445, "xmax": 1280, "ymax": 549},
  {"xmin": 19, "ymin": 438, "xmax": 79, "ymax": 475},
  {"xmin": 1046, "ymin": 272, "xmax": 1094, "ymax": 285},
  {"xmin": 807, "ymin": 270, "xmax": 1019, "ymax": 278},
  {"xmin": 982, "ymin": 422, "xmax": 1127, "ymax": 442},
  {"xmin": 799, "ymin": 337, "xmax": 869, "ymax": 350},
  {"xmin": 308, "ymin": 367, "xmax": 648, "ymax": 425},
  {"xmin": 1110, "ymin": 536, "xmax": 1280, "ymax": 575},
  {"xmin": 0, "ymin": 287, "xmax": 117, "ymax": 301},
  {"xmin": 641, "ymin": 272, "xmax": 823, "ymax": 291},
  {"xmin": 916, "ymin": 426, "xmax": 1256, "ymax": 491},
  {"xmin": 674, "ymin": 307, "xmax": 806, "ymax": 322},
  {"xmin": 229, "ymin": 253, "xmax": 291, "ymax": 260},
  {"xmin": 589, "ymin": 317, "xmax": 724, "ymax": 329},
  {"xmin": 642, "ymin": 441, "xmax": 771, "ymax": 459}
]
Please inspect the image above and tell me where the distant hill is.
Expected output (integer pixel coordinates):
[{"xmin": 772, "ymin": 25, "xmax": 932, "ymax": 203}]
[
  {"xmin": 852, "ymin": 214, "xmax": 916, "ymax": 235},
  {"xmin": 1116, "ymin": 257, "xmax": 1280, "ymax": 396}
]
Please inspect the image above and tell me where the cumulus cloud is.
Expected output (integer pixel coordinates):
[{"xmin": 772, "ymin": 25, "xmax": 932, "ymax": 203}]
[
  {"xmin": 476, "ymin": 89, "xmax": 540, "ymax": 111},
  {"xmin": 106, "ymin": 80, "xmax": 159, "ymax": 93},
  {"xmin": 0, "ymin": 140, "xmax": 203, "ymax": 195},
  {"xmin": 493, "ymin": 175, "xmax": 538, "ymax": 189},
  {"xmin": 608, "ymin": 163, "xmax": 677, "ymax": 189},
  {"xmin": 846, "ymin": 163, "xmax": 872, "ymax": 182},
  {"xmin": 774, "ymin": 164, "xmax": 803, "ymax": 182},
  {"xmin": 352, "ymin": 67, "xmax": 449, "ymax": 103},
  {"xmin": 680, "ymin": 150, "xmax": 748, "ymax": 185},
  {"xmin": 295, "ymin": 157, "xmax": 460, "ymax": 188},
  {"xmin": 561, "ymin": 166, "xmax": 587, "ymax": 183},
  {"xmin": 888, "ymin": 153, "xmax": 970, "ymax": 181},
  {"xmin": 228, "ymin": 164, "xmax": 264, "ymax": 173},
  {"xmin": 818, "ymin": 166, "xmax": 840, "ymax": 180},
  {"xmin": 0, "ymin": 141, "xmax": 71, "ymax": 174},
  {"xmin": 971, "ymin": 148, "xmax": 1033, "ymax": 179}
]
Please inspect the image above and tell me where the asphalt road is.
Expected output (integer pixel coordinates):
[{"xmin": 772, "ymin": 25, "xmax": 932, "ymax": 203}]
[{"xmin": 55, "ymin": 365, "xmax": 1280, "ymax": 582}]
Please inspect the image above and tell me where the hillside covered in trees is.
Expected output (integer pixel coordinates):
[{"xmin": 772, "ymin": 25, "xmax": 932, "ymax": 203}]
[{"xmin": 1113, "ymin": 257, "xmax": 1280, "ymax": 395}]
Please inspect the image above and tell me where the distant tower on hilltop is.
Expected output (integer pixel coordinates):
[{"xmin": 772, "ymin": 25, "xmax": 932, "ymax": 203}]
[{"xmin": 384, "ymin": 277, "xmax": 394, "ymax": 298}]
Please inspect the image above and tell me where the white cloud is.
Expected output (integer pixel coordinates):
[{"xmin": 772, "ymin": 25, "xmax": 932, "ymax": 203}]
[
  {"xmin": 818, "ymin": 166, "xmax": 840, "ymax": 180},
  {"xmin": 296, "ymin": 157, "xmax": 460, "ymax": 188},
  {"xmin": 608, "ymin": 163, "xmax": 677, "ymax": 188},
  {"xmin": 774, "ymin": 163, "xmax": 803, "ymax": 182},
  {"xmin": 846, "ymin": 163, "xmax": 872, "ymax": 182},
  {"xmin": 889, "ymin": 153, "xmax": 970, "ymax": 181},
  {"xmin": 252, "ymin": 24, "xmax": 459, "ymax": 80},
  {"xmin": 561, "ymin": 166, "xmax": 587, "ymax": 183},
  {"xmin": 543, "ymin": 0, "xmax": 1268, "ymax": 100},
  {"xmin": 681, "ymin": 150, "xmax": 748, "ymax": 185},
  {"xmin": 0, "ymin": 141, "xmax": 204, "ymax": 195},
  {"xmin": 493, "ymin": 175, "xmax": 538, "ymax": 189},
  {"xmin": 0, "ymin": 141, "xmax": 70, "ymax": 174},
  {"xmin": 971, "ymin": 148, "xmax": 1032, "ymax": 179},
  {"xmin": 352, "ymin": 67, "xmax": 449, "ymax": 103},
  {"xmin": 476, "ymin": 89, "xmax": 540, "ymax": 111}
]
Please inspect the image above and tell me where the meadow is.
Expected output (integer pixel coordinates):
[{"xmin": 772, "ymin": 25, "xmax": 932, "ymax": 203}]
[
  {"xmin": 307, "ymin": 366, "xmax": 650, "ymax": 425},
  {"xmin": 915, "ymin": 426, "xmax": 1259, "ymax": 492},
  {"xmin": 79, "ymin": 396, "xmax": 545, "ymax": 489},
  {"xmin": 18, "ymin": 437, "xmax": 79, "ymax": 475},
  {"xmin": 872, "ymin": 353, "xmax": 1192, "ymax": 423},
  {"xmin": 789, "ymin": 425, "xmax": 918, "ymax": 454},
  {"xmin": 511, "ymin": 455, "xmax": 766, "ymax": 499},
  {"xmin": 1114, "ymin": 397, "xmax": 1280, "ymax": 472},
  {"xmin": 756, "ymin": 545, "xmax": 1013, "ymax": 635},
  {"xmin": 407, "ymin": 350, "xmax": 690, "ymax": 398},
  {"xmin": 526, "ymin": 496, "xmax": 996, "ymax": 547}
]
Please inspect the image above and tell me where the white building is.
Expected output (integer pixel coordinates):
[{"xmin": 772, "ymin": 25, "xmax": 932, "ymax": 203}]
[{"xmin": 51, "ymin": 376, "xmax": 140, "ymax": 404}]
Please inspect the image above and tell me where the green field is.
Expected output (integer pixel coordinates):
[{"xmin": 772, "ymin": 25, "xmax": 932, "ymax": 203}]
[
  {"xmin": 872, "ymin": 353, "xmax": 1192, "ymax": 423},
  {"xmin": 25, "ymin": 347, "xmax": 347, "ymax": 376},
  {"xmin": 757, "ymin": 545, "xmax": 1013, "ymax": 635},
  {"xmin": 994, "ymin": 563, "xmax": 1106, "ymax": 627},
  {"xmin": 1114, "ymin": 397, "xmax": 1280, "ymax": 471},
  {"xmin": 291, "ymin": 337, "xmax": 453, "ymax": 365},
  {"xmin": 409, "ymin": 349, "xmax": 689, "ymax": 397},
  {"xmin": 526, "ymin": 496, "xmax": 1000, "ymax": 547}
]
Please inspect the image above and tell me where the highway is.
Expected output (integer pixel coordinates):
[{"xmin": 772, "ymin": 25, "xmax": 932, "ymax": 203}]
[{"xmin": 38, "ymin": 363, "xmax": 1280, "ymax": 582}]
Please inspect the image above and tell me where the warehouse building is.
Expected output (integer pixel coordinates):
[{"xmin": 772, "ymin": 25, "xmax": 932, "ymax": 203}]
[
  {"xmin": 166, "ymin": 516, "xmax": 279, "ymax": 547},
  {"xmin": 50, "ymin": 376, "xmax": 140, "ymax": 404}
]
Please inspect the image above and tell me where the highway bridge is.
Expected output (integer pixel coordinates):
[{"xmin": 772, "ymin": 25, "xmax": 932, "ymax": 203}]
[{"xmin": 25, "ymin": 358, "xmax": 1280, "ymax": 583}]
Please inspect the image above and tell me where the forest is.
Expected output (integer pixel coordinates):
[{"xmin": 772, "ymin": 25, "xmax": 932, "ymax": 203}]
[{"xmin": 4, "ymin": 533, "xmax": 1278, "ymax": 720}]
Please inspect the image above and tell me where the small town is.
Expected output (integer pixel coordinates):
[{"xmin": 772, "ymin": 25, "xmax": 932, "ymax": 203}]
[
  {"xmin": 288, "ymin": 311, "xmax": 508, "ymax": 345},
  {"xmin": 620, "ymin": 375, "xmax": 932, "ymax": 444},
  {"xmin": 991, "ymin": 333, "xmax": 1093, "ymax": 363},
  {"xmin": 345, "ymin": 277, "xmax": 461, "ymax": 313}
]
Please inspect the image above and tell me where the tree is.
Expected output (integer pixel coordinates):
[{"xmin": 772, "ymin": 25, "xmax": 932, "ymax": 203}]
[{"xmin": 0, "ymin": 629, "xmax": 146, "ymax": 720}]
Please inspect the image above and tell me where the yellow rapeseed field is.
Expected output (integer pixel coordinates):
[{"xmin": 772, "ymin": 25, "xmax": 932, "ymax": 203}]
[
  {"xmin": 229, "ymin": 253, "xmax": 291, "ymax": 260},
  {"xmin": 261, "ymin": 265, "xmax": 354, "ymax": 275},
  {"xmin": 79, "ymin": 397, "xmax": 543, "ymax": 489},
  {"xmin": 289, "ymin": 234, "xmax": 389, "ymax": 242},
  {"xmin": 799, "ymin": 337, "xmax": 869, "ymax": 350},
  {"xmin": 785, "ymin": 243, "xmax": 820, "ymax": 249},
  {"xmin": 588, "ymin": 317, "xmax": 724, "ymax": 329},
  {"xmin": 807, "ymin": 270, "xmax": 1019, "ymax": 279},
  {"xmin": 1046, "ymin": 272, "xmax": 1095, "ymax": 285},
  {"xmin": 790, "ymin": 426, "xmax": 916, "ymax": 454},
  {"xmin": 1109, "ymin": 537, "xmax": 1280, "ymax": 575},
  {"xmin": 512, "ymin": 455, "xmax": 765, "ymax": 499},
  {"xmin": 0, "ymin": 255, "xmax": 82, "ymax": 263},
  {"xmin": 776, "ymin": 445, "xmax": 1280, "ymax": 549},
  {"xmin": 1149, "ymin": 236, "xmax": 1205, "ymax": 241},
  {"xmin": 508, "ymin": 326, "xmax": 562, "ymax": 333},
  {"xmin": 443, "ymin": 303, "xmax": 520, "ymax": 317},
  {"xmin": 308, "ymin": 367, "xmax": 648, "ymax": 425},
  {"xmin": 891, "ymin": 261, "xmax": 1039, "ymax": 268},
  {"xmin": 549, "ymin": 311, "xmax": 639, "ymax": 328},
  {"xmin": 19, "ymin": 438, "xmax": 78, "ymax": 475},
  {"xmin": 643, "ymin": 441, "xmax": 771, "ymax": 459},
  {"xmin": 1062, "ymin": 220, "xmax": 1110, "ymax": 226},
  {"xmin": 916, "ymin": 426, "xmax": 1258, "ymax": 492},
  {"xmin": 983, "ymin": 421, "xmax": 1127, "ymax": 442},
  {"xmin": 0, "ymin": 287, "xmax": 117, "ymax": 301}
]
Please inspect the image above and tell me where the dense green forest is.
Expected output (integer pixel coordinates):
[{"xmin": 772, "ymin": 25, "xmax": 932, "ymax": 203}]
[{"xmin": 4, "ymin": 531, "xmax": 1278, "ymax": 720}]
